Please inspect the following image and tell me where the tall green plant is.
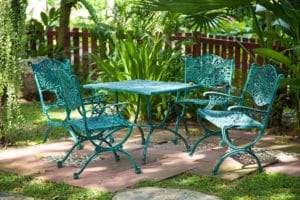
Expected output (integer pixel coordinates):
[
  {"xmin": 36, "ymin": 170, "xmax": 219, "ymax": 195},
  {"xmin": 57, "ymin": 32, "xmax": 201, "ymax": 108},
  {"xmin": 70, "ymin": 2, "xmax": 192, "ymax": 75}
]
[
  {"xmin": 139, "ymin": 0, "xmax": 300, "ymax": 128},
  {"xmin": 252, "ymin": 1, "xmax": 300, "ymax": 127},
  {"xmin": 0, "ymin": 0, "xmax": 27, "ymax": 147},
  {"xmin": 26, "ymin": 7, "xmax": 61, "ymax": 58},
  {"xmin": 91, "ymin": 34, "xmax": 182, "ymax": 121}
]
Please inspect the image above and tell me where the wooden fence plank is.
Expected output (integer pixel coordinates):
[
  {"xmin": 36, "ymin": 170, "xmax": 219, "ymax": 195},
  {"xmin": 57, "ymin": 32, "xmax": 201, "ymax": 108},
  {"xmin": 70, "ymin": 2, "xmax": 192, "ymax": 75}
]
[{"xmin": 30, "ymin": 28, "xmax": 283, "ymax": 82}]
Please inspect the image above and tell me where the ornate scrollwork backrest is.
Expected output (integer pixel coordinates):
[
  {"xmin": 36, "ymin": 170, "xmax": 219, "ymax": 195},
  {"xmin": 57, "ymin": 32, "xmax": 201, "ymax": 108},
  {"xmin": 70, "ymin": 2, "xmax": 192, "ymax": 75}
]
[
  {"xmin": 28, "ymin": 58, "xmax": 72, "ymax": 106},
  {"xmin": 243, "ymin": 63, "xmax": 281, "ymax": 107},
  {"xmin": 185, "ymin": 54, "xmax": 235, "ymax": 90},
  {"xmin": 55, "ymin": 69, "xmax": 83, "ymax": 113}
]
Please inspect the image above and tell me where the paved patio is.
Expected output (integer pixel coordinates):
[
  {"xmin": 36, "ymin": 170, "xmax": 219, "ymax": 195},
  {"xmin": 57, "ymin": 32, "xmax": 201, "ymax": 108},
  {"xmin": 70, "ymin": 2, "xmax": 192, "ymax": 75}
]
[{"xmin": 0, "ymin": 127, "xmax": 299, "ymax": 192}]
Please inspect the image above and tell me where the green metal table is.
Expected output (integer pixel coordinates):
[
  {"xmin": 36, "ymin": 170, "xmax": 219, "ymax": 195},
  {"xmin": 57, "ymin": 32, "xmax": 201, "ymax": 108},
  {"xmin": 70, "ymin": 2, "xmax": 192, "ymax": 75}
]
[{"xmin": 84, "ymin": 79, "xmax": 201, "ymax": 164}]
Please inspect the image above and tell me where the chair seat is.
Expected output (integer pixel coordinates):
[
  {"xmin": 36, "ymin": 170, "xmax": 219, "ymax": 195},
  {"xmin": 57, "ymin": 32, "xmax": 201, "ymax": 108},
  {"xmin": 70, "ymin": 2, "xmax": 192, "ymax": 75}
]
[
  {"xmin": 69, "ymin": 115, "xmax": 128, "ymax": 133},
  {"xmin": 197, "ymin": 109, "xmax": 263, "ymax": 129}
]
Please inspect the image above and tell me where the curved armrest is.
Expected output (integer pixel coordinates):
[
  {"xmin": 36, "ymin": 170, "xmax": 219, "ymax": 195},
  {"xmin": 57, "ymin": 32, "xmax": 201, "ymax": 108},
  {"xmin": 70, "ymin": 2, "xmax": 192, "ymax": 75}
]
[
  {"xmin": 203, "ymin": 91, "xmax": 241, "ymax": 109},
  {"xmin": 228, "ymin": 105, "xmax": 267, "ymax": 113},
  {"xmin": 204, "ymin": 91, "xmax": 241, "ymax": 100},
  {"xmin": 228, "ymin": 106, "xmax": 267, "ymax": 120}
]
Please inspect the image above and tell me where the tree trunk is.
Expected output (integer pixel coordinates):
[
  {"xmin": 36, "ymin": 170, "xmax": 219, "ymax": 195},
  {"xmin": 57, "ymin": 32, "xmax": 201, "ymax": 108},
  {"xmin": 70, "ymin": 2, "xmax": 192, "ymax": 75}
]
[{"xmin": 57, "ymin": 0, "xmax": 78, "ymax": 61}]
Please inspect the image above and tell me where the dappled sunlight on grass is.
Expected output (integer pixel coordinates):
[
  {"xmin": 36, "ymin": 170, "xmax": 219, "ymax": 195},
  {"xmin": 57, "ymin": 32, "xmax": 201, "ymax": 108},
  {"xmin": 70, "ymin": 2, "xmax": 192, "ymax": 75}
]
[
  {"xmin": 135, "ymin": 172, "xmax": 300, "ymax": 200},
  {"xmin": 0, "ymin": 171, "xmax": 112, "ymax": 200},
  {"xmin": 15, "ymin": 101, "xmax": 70, "ymax": 145}
]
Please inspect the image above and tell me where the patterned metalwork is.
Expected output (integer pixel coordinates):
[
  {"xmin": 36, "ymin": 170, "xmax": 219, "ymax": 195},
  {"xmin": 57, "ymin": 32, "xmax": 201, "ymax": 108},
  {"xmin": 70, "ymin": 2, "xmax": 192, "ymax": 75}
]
[
  {"xmin": 84, "ymin": 80, "xmax": 200, "ymax": 164},
  {"xmin": 28, "ymin": 57, "xmax": 106, "ymax": 143},
  {"xmin": 185, "ymin": 54, "xmax": 234, "ymax": 87},
  {"xmin": 190, "ymin": 63, "xmax": 284, "ymax": 175},
  {"xmin": 174, "ymin": 54, "xmax": 235, "ymax": 141},
  {"xmin": 55, "ymin": 69, "xmax": 141, "ymax": 179},
  {"xmin": 245, "ymin": 64, "xmax": 278, "ymax": 106},
  {"xmin": 29, "ymin": 58, "xmax": 72, "ymax": 106},
  {"xmin": 28, "ymin": 58, "xmax": 79, "ymax": 143}
]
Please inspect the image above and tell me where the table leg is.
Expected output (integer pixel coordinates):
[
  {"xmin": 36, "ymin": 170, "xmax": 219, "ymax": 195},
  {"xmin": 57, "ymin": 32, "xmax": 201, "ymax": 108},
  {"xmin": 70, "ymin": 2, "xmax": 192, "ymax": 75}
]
[
  {"xmin": 134, "ymin": 94, "xmax": 145, "ymax": 144},
  {"xmin": 141, "ymin": 95, "xmax": 153, "ymax": 164},
  {"xmin": 141, "ymin": 94, "xmax": 190, "ymax": 164}
]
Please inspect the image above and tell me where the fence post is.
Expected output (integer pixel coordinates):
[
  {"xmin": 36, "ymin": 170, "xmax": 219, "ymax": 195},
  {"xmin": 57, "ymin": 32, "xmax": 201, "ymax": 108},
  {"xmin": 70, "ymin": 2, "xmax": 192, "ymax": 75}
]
[
  {"xmin": 192, "ymin": 31, "xmax": 201, "ymax": 57},
  {"xmin": 82, "ymin": 28, "xmax": 89, "ymax": 77},
  {"xmin": 73, "ymin": 28, "xmax": 80, "ymax": 70}
]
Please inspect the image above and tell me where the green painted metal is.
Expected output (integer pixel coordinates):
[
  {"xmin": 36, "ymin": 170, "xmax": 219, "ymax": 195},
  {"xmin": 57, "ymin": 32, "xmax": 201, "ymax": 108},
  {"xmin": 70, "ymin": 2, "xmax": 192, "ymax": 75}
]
[
  {"xmin": 55, "ymin": 69, "xmax": 141, "ymax": 179},
  {"xmin": 84, "ymin": 80, "xmax": 201, "ymax": 164},
  {"xmin": 190, "ymin": 63, "xmax": 284, "ymax": 174},
  {"xmin": 174, "ymin": 54, "xmax": 235, "ymax": 141},
  {"xmin": 28, "ymin": 57, "xmax": 106, "ymax": 143}
]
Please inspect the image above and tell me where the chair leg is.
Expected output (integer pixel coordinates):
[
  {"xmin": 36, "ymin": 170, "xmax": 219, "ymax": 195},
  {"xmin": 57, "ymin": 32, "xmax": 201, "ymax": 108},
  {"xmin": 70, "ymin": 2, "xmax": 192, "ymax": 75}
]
[
  {"xmin": 57, "ymin": 139, "xmax": 85, "ymax": 168},
  {"xmin": 97, "ymin": 137, "xmax": 120, "ymax": 162},
  {"xmin": 189, "ymin": 131, "xmax": 217, "ymax": 156},
  {"xmin": 137, "ymin": 126, "xmax": 145, "ymax": 145},
  {"xmin": 247, "ymin": 149, "xmax": 264, "ymax": 173},
  {"xmin": 117, "ymin": 149, "xmax": 142, "ymax": 174},
  {"xmin": 189, "ymin": 117, "xmax": 221, "ymax": 156},
  {"xmin": 63, "ymin": 123, "xmax": 79, "ymax": 142},
  {"xmin": 73, "ymin": 151, "xmax": 98, "ymax": 179},
  {"xmin": 42, "ymin": 118, "xmax": 80, "ymax": 146},
  {"xmin": 42, "ymin": 125, "xmax": 53, "ymax": 143},
  {"xmin": 212, "ymin": 127, "xmax": 265, "ymax": 175},
  {"xmin": 183, "ymin": 118, "xmax": 191, "ymax": 137},
  {"xmin": 173, "ymin": 104, "xmax": 186, "ymax": 144},
  {"xmin": 212, "ymin": 148, "xmax": 265, "ymax": 175},
  {"xmin": 103, "ymin": 126, "xmax": 139, "ymax": 170},
  {"xmin": 73, "ymin": 126, "xmax": 140, "ymax": 179},
  {"xmin": 212, "ymin": 149, "xmax": 238, "ymax": 175}
]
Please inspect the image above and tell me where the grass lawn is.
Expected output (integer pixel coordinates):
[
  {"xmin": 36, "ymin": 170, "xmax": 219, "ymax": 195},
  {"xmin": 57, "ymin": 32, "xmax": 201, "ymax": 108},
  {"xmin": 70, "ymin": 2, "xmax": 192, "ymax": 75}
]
[{"xmin": 0, "ymin": 101, "xmax": 300, "ymax": 199}]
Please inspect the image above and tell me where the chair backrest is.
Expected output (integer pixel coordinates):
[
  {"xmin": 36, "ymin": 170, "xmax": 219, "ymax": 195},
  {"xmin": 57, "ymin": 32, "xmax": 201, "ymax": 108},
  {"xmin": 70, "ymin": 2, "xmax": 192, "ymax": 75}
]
[
  {"xmin": 184, "ymin": 54, "xmax": 235, "ymax": 94},
  {"xmin": 240, "ymin": 63, "xmax": 284, "ymax": 125},
  {"xmin": 28, "ymin": 57, "xmax": 73, "ymax": 106},
  {"xmin": 55, "ymin": 69, "xmax": 86, "ymax": 119}
]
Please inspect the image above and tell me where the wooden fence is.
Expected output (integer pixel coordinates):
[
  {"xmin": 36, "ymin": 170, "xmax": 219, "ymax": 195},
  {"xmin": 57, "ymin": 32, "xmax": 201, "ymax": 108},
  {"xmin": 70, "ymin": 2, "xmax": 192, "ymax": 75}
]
[
  {"xmin": 31, "ymin": 28, "xmax": 264, "ymax": 83},
  {"xmin": 169, "ymin": 32, "xmax": 263, "ymax": 83}
]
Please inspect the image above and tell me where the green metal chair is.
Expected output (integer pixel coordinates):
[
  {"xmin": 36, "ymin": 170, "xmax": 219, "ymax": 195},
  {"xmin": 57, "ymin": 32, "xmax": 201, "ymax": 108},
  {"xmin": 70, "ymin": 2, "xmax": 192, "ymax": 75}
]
[
  {"xmin": 28, "ymin": 57, "xmax": 106, "ymax": 143},
  {"xmin": 175, "ymin": 54, "xmax": 235, "ymax": 141},
  {"xmin": 189, "ymin": 63, "xmax": 284, "ymax": 174},
  {"xmin": 55, "ymin": 69, "xmax": 141, "ymax": 179}
]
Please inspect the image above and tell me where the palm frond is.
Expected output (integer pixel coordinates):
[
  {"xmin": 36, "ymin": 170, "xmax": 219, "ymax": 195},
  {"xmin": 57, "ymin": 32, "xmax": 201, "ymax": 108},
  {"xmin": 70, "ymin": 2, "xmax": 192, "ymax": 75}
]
[{"xmin": 138, "ymin": 0, "xmax": 254, "ymax": 14}]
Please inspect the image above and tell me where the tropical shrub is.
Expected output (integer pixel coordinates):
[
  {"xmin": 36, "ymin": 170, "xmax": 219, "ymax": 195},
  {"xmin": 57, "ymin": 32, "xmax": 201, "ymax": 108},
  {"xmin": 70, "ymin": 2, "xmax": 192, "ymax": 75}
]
[
  {"xmin": 0, "ymin": 0, "xmax": 27, "ymax": 147},
  {"xmin": 26, "ymin": 6, "xmax": 65, "ymax": 59},
  {"xmin": 90, "ymin": 33, "xmax": 183, "ymax": 121}
]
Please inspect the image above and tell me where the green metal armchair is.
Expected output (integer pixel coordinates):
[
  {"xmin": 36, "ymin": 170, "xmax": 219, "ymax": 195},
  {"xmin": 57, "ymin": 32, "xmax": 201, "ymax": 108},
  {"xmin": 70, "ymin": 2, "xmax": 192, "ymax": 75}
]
[
  {"xmin": 189, "ymin": 63, "xmax": 284, "ymax": 174},
  {"xmin": 55, "ymin": 69, "xmax": 141, "ymax": 179},
  {"xmin": 28, "ymin": 57, "xmax": 106, "ymax": 143},
  {"xmin": 175, "ymin": 54, "xmax": 235, "ymax": 140}
]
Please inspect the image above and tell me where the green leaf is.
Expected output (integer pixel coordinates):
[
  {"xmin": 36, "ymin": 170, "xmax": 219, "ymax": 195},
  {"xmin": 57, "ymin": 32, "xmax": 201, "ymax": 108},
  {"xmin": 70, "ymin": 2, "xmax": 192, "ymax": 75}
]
[
  {"xmin": 253, "ymin": 48, "xmax": 292, "ymax": 66},
  {"xmin": 49, "ymin": 7, "xmax": 56, "ymax": 20},
  {"xmin": 33, "ymin": 20, "xmax": 44, "ymax": 32},
  {"xmin": 280, "ymin": 78, "xmax": 300, "ymax": 92},
  {"xmin": 40, "ymin": 12, "xmax": 48, "ymax": 26}
]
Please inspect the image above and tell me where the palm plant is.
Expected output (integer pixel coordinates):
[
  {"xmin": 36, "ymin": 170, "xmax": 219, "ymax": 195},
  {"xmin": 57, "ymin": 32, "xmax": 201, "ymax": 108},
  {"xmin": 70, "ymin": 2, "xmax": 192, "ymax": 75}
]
[
  {"xmin": 90, "ymin": 33, "xmax": 182, "ymax": 121},
  {"xmin": 138, "ymin": 0, "xmax": 300, "ymax": 128},
  {"xmin": 84, "ymin": 0, "xmax": 187, "ymax": 121},
  {"xmin": 138, "ymin": 0, "xmax": 261, "ymax": 40},
  {"xmin": 253, "ymin": 0, "xmax": 300, "ymax": 127}
]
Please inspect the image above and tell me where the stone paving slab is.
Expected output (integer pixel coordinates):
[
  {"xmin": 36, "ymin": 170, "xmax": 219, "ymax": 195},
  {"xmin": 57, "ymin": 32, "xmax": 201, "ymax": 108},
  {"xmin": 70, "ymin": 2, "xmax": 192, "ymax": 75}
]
[
  {"xmin": 0, "ymin": 130, "xmax": 299, "ymax": 192},
  {"xmin": 0, "ymin": 193, "xmax": 33, "ymax": 200},
  {"xmin": 0, "ymin": 138, "xmax": 207, "ymax": 192},
  {"xmin": 112, "ymin": 187, "xmax": 222, "ymax": 200}
]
